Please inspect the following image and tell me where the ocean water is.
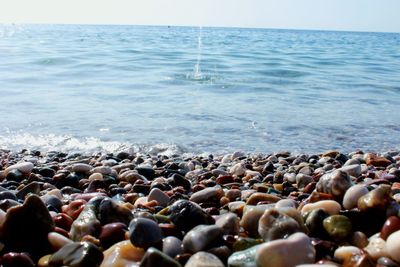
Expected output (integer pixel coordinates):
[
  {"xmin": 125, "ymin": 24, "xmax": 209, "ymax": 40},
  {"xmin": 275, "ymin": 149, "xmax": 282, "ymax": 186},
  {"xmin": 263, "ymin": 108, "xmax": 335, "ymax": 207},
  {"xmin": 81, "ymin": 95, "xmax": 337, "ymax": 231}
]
[{"xmin": 0, "ymin": 24, "xmax": 399, "ymax": 155}]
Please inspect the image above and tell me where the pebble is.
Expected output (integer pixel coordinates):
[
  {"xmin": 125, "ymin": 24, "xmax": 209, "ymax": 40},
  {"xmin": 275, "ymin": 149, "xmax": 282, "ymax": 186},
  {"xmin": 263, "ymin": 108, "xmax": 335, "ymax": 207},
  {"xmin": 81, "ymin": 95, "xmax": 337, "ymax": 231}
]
[
  {"xmin": 229, "ymin": 163, "xmax": 246, "ymax": 176},
  {"xmin": 255, "ymin": 232, "xmax": 316, "ymax": 267},
  {"xmin": 182, "ymin": 224, "xmax": 223, "ymax": 253},
  {"xmin": 48, "ymin": 241, "xmax": 103, "ymax": 267},
  {"xmin": 99, "ymin": 222, "xmax": 128, "ymax": 249},
  {"xmin": 4, "ymin": 161, "xmax": 34, "ymax": 175},
  {"xmin": 364, "ymin": 233, "xmax": 389, "ymax": 261},
  {"xmin": 163, "ymin": 236, "xmax": 183, "ymax": 258},
  {"xmin": 129, "ymin": 217, "xmax": 163, "ymax": 249},
  {"xmin": 148, "ymin": 188, "xmax": 170, "ymax": 206},
  {"xmin": 100, "ymin": 240, "xmax": 145, "ymax": 267},
  {"xmin": 316, "ymin": 170, "xmax": 352, "ymax": 199},
  {"xmin": 385, "ymin": 230, "xmax": 400, "ymax": 263},
  {"xmin": 323, "ymin": 215, "xmax": 352, "ymax": 241},
  {"xmin": 340, "ymin": 164, "xmax": 362, "ymax": 177},
  {"xmin": 215, "ymin": 212, "xmax": 240, "ymax": 235},
  {"xmin": 357, "ymin": 184, "xmax": 392, "ymax": 212},
  {"xmin": 169, "ymin": 200, "xmax": 214, "ymax": 232},
  {"xmin": 245, "ymin": 192, "xmax": 280, "ymax": 205},
  {"xmin": 240, "ymin": 205, "xmax": 271, "ymax": 237},
  {"xmin": 189, "ymin": 186, "xmax": 224, "ymax": 204},
  {"xmin": 342, "ymin": 184, "xmax": 369, "ymax": 210},
  {"xmin": 2, "ymin": 194, "xmax": 54, "ymax": 259},
  {"xmin": 140, "ymin": 247, "xmax": 182, "ymax": 267},
  {"xmin": 258, "ymin": 208, "xmax": 302, "ymax": 241},
  {"xmin": 185, "ymin": 251, "xmax": 224, "ymax": 267},
  {"xmin": 69, "ymin": 204, "xmax": 101, "ymax": 241},
  {"xmin": 72, "ymin": 163, "xmax": 93, "ymax": 173},
  {"xmin": 301, "ymin": 200, "xmax": 341, "ymax": 215}
]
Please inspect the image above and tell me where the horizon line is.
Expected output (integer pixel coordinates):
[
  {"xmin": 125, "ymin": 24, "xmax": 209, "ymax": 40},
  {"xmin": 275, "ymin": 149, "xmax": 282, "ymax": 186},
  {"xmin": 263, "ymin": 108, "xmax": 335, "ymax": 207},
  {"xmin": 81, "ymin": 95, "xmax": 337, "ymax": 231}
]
[{"xmin": 1, "ymin": 21, "xmax": 399, "ymax": 34}]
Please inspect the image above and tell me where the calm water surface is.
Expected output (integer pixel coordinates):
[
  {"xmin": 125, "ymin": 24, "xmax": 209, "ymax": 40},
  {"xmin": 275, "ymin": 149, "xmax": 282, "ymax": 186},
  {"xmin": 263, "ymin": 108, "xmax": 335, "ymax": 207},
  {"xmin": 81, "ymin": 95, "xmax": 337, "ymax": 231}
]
[{"xmin": 0, "ymin": 24, "xmax": 399, "ymax": 155}]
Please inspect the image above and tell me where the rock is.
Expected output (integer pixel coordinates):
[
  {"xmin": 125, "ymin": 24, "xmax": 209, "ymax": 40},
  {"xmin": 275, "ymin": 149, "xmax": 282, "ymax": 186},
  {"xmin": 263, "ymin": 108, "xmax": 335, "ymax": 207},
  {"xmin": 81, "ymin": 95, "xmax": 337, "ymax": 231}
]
[
  {"xmin": 316, "ymin": 170, "xmax": 352, "ymax": 199},
  {"xmin": 72, "ymin": 163, "xmax": 93, "ymax": 173},
  {"xmin": 240, "ymin": 205, "xmax": 271, "ymax": 237},
  {"xmin": 350, "ymin": 231, "xmax": 369, "ymax": 248},
  {"xmin": 48, "ymin": 231, "xmax": 73, "ymax": 251},
  {"xmin": 258, "ymin": 208, "xmax": 302, "ymax": 241},
  {"xmin": 229, "ymin": 163, "xmax": 246, "ymax": 176},
  {"xmin": 323, "ymin": 215, "xmax": 352, "ymax": 241},
  {"xmin": 296, "ymin": 174, "xmax": 313, "ymax": 190},
  {"xmin": 333, "ymin": 245, "xmax": 363, "ymax": 263},
  {"xmin": 1, "ymin": 194, "xmax": 54, "ymax": 259},
  {"xmin": 377, "ymin": 257, "xmax": 400, "ymax": 267},
  {"xmin": 380, "ymin": 216, "xmax": 400, "ymax": 241},
  {"xmin": 185, "ymin": 252, "xmax": 224, "ymax": 267},
  {"xmin": 136, "ymin": 167, "xmax": 156, "ymax": 180},
  {"xmin": 215, "ymin": 212, "xmax": 240, "ymax": 235},
  {"xmin": 49, "ymin": 242, "xmax": 103, "ymax": 267},
  {"xmin": 88, "ymin": 173, "xmax": 103, "ymax": 181},
  {"xmin": 365, "ymin": 153, "xmax": 392, "ymax": 168},
  {"xmin": 255, "ymin": 232, "xmax": 315, "ymax": 267},
  {"xmin": 340, "ymin": 164, "xmax": 362, "ymax": 178},
  {"xmin": 148, "ymin": 188, "xmax": 170, "ymax": 206},
  {"xmin": 1, "ymin": 252, "xmax": 35, "ymax": 267},
  {"xmin": 99, "ymin": 222, "xmax": 128, "ymax": 249},
  {"xmin": 129, "ymin": 217, "xmax": 163, "ymax": 249},
  {"xmin": 182, "ymin": 224, "xmax": 223, "ymax": 253},
  {"xmin": 189, "ymin": 187, "xmax": 224, "ymax": 204},
  {"xmin": 100, "ymin": 240, "xmax": 145, "ymax": 267},
  {"xmin": 232, "ymin": 237, "xmax": 262, "ymax": 252},
  {"xmin": 6, "ymin": 169, "xmax": 24, "ymax": 182},
  {"xmin": 342, "ymin": 184, "xmax": 369, "ymax": 210},
  {"xmin": 305, "ymin": 208, "xmax": 329, "ymax": 238},
  {"xmin": 386, "ymin": 230, "xmax": 400, "ymax": 263},
  {"xmin": 16, "ymin": 181, "xmax": 42, "ymax": 200},
  {"xmin": 228, "ymin": 244, "xmax": 259, "ymax": 267},
  {"xmin": 140, "ymin": 247, "xmax": 181, "ymax": 267},
  {"xmin": 364, "ymin": 233, "xmax": 389, "ymax": 261},
  {"xmin": 275, "ymin": 198, "xmax": 297, "ymax": 209},
  {"xmin": 4, "ymin": 162, "xmax": 34, "ymax": 175},
  {"xmin": 357, "ymin": 184, "xmax": 392, "ymax": 212},
  {"xmin": 301, "ymin": 200, "xmax": 341, "ymax": 215},
  {"xmin": 96, "ymin": 197, "xmax": 133, "ymax": 226},
  {"xmin": 169, "ymin": 200, "xmax": 214, "ymax": 232},
  {"xmin": 0, "ymin": 191, "xmax": 18, "ymax": 201},
  {"xmin": 163, "ymin": 236, "xmax": 183, "ymax": 258},
  {"xmin": 69, "ymin": 204, "xmax": 101, "ymax": 242},
  {"xmin": 245, "ymin": 193, "xmax": 280, "ymax": 205}
]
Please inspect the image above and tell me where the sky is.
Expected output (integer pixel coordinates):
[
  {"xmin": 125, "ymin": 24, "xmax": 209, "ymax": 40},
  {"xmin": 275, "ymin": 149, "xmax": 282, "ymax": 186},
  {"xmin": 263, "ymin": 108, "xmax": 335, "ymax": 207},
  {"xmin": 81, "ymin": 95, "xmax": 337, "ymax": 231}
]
[{"xmin": 0, "ymin": 0, "xmax": 399, "ymax": 32}]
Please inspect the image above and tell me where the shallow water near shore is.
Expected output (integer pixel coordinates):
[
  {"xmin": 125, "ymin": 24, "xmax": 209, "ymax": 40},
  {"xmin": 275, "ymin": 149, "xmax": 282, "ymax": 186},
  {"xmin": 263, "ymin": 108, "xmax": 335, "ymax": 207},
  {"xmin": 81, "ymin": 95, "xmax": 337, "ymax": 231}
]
[{"xmin": 0, "ymin": 24, "xmax": 400, "ymax": 154}]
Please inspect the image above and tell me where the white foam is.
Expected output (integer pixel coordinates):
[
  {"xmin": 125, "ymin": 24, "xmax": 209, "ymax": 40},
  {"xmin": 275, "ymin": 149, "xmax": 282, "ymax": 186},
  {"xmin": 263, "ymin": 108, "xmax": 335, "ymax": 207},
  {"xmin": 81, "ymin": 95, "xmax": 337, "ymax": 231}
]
[{"xmin": 0, "ymin": 133, "xmax": 187, "ymax": 156}]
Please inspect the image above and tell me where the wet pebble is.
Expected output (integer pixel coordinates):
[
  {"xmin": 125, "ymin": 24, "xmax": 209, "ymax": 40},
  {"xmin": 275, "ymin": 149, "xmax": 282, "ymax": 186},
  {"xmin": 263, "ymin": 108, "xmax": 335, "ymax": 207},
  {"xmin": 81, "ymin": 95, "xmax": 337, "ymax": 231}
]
[
  {"xmin": 255, "ymin": 232, "xmax": 315, "ymax": 267},
  {"xmin": 129, "ymin": 217, "xmax": 163, "ymax": 249}
]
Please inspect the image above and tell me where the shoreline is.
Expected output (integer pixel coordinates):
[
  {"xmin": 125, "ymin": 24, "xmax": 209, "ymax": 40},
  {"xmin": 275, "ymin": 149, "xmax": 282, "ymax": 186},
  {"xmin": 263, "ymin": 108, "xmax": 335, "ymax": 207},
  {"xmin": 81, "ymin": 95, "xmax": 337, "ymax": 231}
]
[{"xmin": 0, "ymin": 148, "xmax": 399, "ymax": 266}]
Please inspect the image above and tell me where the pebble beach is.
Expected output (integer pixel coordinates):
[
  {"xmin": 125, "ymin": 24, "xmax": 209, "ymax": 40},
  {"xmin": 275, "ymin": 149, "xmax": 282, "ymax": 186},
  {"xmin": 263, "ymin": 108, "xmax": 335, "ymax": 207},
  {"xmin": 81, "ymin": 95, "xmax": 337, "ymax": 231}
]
[{"xmin": 0, "ymin": 148, "xmax": 400, "ymax": 267}]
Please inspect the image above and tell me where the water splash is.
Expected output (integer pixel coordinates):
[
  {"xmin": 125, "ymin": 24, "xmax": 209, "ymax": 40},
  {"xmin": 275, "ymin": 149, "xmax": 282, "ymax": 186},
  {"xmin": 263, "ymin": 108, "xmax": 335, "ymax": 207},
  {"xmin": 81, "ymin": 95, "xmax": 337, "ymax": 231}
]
[
  {"xmin": 0, "ymin": 133, "xmax": 188, "ymax": 156},
  {"xmin": 193, "ymin": 26, "xmax": 203, "ymax": 79}
]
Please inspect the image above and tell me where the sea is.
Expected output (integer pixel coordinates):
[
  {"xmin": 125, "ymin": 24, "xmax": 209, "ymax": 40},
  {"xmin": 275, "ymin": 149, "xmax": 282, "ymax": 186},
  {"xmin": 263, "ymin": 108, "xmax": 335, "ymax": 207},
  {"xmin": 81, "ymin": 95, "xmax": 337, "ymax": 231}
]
[{"xmin": 0, "ymin": 24, "xmax": 399, "ymax": 156}]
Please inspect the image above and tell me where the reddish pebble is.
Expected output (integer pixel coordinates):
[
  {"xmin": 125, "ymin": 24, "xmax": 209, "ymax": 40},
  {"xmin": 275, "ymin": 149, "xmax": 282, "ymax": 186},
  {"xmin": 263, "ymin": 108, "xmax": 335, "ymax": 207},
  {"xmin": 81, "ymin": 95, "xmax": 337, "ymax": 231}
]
[
  {"xmin": 53, "ymin": 213, "xmax": 74, "ymax": 231},
  {"xmin": 61, "ymin": 199, "xmax": 87, "ymax": 219},
  {"xmin": 99, "ymin": 222, "xmax": 128, "ymax": 249},
  {"xmin": 216, "ymin": 175, "xmax": 234, "ymax": 185},
  {"xmin": 381, "ymin": 216, "xmax": 400, "ymax": 240}
]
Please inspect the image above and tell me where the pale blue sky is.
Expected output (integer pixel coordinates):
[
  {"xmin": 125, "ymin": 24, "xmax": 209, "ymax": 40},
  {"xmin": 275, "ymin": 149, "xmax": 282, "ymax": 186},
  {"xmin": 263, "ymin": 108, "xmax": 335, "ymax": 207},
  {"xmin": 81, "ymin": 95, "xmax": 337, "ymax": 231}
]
[{"xmin": 0, "ymin": 0, "xmax": 399, "ymax": 32}]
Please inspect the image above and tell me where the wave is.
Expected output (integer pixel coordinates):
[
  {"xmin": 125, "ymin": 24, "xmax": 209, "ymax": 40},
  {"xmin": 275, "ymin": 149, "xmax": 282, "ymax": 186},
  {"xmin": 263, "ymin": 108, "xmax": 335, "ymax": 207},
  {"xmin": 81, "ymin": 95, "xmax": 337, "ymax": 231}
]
[{"xmin": 0, "ymin": 133, "xmax": 188, "ymax": 156}]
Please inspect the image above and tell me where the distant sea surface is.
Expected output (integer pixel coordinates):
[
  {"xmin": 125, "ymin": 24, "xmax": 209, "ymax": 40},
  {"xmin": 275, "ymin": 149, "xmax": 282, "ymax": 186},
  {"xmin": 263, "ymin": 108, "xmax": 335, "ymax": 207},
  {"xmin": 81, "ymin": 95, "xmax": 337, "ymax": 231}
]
[{"xmin": 0, "ymin": 24, "xmax": 399, "ymax": 155}]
